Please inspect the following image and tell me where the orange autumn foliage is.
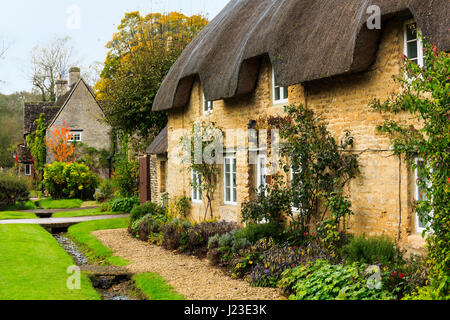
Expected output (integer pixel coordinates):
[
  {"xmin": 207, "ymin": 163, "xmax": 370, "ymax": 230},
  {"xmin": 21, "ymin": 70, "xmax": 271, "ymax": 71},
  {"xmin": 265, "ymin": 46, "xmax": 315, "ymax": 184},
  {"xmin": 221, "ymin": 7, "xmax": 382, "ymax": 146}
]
[{"xmin": 46, "ymin": 121, "xmax": 75, "ymax": 162}]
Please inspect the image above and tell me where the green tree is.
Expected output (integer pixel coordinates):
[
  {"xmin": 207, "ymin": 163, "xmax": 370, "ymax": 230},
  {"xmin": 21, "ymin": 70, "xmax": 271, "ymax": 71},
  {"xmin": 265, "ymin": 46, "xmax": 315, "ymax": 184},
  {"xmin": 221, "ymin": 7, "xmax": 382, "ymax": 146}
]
[
  {"xmin": 95, "ymin": 12, "xmax": 209, "ymax": 140},
  {"xmin": 26, "ymin": 114, "xmax": 47, "ymax": 181},
  {"xmin": 370, "ymin": 43, "xmax": 449, "ymax": 297}
]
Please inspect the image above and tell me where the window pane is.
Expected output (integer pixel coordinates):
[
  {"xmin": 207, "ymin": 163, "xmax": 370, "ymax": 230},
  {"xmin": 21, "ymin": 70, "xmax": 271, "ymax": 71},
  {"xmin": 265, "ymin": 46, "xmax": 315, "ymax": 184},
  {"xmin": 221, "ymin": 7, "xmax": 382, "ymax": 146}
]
[
  {"xmin": 283, "ymin": 87, "xmax": 288, "ymax": 100},
  {"xmin": 275, "ymin": 87, "xmax": 280, "ymax": 101},
  {"xmin": 233, "ymin": 188, "xmax": 237, "ymax": 202},
  {"xmin": 226, "ymin": 187, "xmax": 230, "ymax": 202},
  {"xmin": 407, "ymin": 41, "xmax": 418, "ymax": 59},
  {"xmin": 406, "ymin": 23, "xmax": 417, "ymax": 41}
]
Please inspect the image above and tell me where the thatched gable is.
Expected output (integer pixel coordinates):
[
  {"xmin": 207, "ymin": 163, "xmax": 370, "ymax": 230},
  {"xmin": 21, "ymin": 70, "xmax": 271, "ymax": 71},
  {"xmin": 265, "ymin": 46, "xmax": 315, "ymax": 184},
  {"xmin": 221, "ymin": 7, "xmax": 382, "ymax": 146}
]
[
  {"xmin": 153, "ymin": 0, "xmax": 449, "ymax": 111},
  {"xmin": 146, "ymin": 126, "xmax": 168, "ymax": 155}
]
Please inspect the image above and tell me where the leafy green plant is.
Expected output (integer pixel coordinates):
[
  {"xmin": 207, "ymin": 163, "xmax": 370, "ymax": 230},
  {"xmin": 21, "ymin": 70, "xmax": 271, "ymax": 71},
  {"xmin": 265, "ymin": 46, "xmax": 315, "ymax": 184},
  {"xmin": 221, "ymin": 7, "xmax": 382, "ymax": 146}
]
[
  {"xmin": 263, "ymin": 107, "xmax": 359, "ymax": 233},
  {"xmin": 26, "ymin": 114, "xmax": 46, "ymax": 182},
  {"xmin": 370, "ymin": 42, "xmax": 449, "ymax": 297},
  {"xmin": 174, "ymin": 195, "xmax": 191, "ymax": 218},
  {"xmin": 109, "ymin": 197, "xmax": 139, "ymax": 213},
  {"xmin": 43, "ymin": 162, "xmax": 98, "ymax": 200},
  {"xmin": 340, "ymin": 235, "xmax": 401, "ymax": 265},
  {"xmin": 94, "ymin": 179, "xmax": 116, "ymax": 203},
  {"xmin": 279, "ymin": 259, "xmax": 395, "ymax": 300},
  {"xmin": 234, "ymin": 223, "xmax": 284, "ymax": 245},
  {"xmin": 241, "ymin": 181, "xmax": 291, "ymax": 225},
  {"xmin": 130, "ymin": 201, "xmax": 166, "ymax": 223},
  {"xmin": 112, "ymin": 134, "xmax": 139, "ymax": 198},
  {"xmin": 0, "ymin": 172, "xmax": 30, "ymax": 208}
]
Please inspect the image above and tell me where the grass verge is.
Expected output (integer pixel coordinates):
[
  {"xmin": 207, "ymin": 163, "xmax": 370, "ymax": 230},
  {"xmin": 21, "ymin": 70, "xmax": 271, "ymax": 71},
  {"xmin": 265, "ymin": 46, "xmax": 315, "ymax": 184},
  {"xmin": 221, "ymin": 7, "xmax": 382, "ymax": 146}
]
[
  {"xmin": 36, "ymin": 198, "xmax": 83, "ymax": 209},
  {"xmin": 133, "ymin": 273, "xmax": 184, "ymax": 300},
  {"xmin": 53, "ymin": 208, "xmax": 120, "ymax": 218},
  {"xmin": 0, "ymin": 224, "xmax": 100, "ymax": 300},
  {"xmin": 67, "ymin": 218, "xmax": 130, "ymax": 266},
  {"xmin": 0, "ymin": 211, "xmax": 37, "ymax": 220}
]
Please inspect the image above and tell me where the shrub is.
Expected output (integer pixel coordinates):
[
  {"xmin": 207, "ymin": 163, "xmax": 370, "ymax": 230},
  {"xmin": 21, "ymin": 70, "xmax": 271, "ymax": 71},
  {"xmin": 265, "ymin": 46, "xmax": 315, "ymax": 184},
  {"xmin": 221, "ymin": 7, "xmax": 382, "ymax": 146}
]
[
  {"xmin": 179, "ymin": 221, "xmax": 238, "ymax": 257},
  {"xmin": 130, "ymin": 214, "xmax": 167, "ymax": 242},
  {"xmin": 234, "ymin": 223, "xmax": 284, "ymax": 245},
  {"xmin": 249, "ymin": 244, "xmax": 304, "ymax": 287},
  {"xmin": 43, "ymin": 162, "xmax": 98, "ymax": 200},
  {"xmin": 99, "ymin": 201, "xmax": 111, "ymax": 212},
  {"xmin": 130, "ymin": 201, "xmax": 166, "ymax": 223},
  {"xmin": 230, "ymin": 238, "xmax": 276, "ymax": 279},
  {"xmin": 241, "ymin": 183, "xmax": 291, "ymax": 225},
  {"xmin": 160, "ymin": 219, "xmax": 190, "ymax": 251},
  {"xmin": 109, "ymin": 197, "xmax": 139, "ymax": 213},
  {"xmin": 279, "ymin": 259, "xmax": 395, "ymax": 300},
  {"xmin": 340, "ymin": 235, "xmax": 401, "ymax": 265},
  {"xmin": 173, "ymin": 196, "xmax": 191, "ymax": 218},
  {"xmin": 94, "ymin": 179, "xmax": 115, "ymax": 202},
  {"xmin": 0, "ymin": 172, "xmax": 30, "ymax": 208}
]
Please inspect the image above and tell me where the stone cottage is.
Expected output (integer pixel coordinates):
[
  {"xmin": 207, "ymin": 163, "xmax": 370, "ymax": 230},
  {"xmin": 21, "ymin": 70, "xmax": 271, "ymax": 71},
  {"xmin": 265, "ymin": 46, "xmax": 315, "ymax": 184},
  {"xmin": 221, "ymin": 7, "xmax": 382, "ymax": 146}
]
[
  {"xmin": 19, "ymin": 67, "xmax": 112, "ymax": 178},
  {"xmin": 148, "ymin": 0, "xmax": 449, "ymax": 252}
]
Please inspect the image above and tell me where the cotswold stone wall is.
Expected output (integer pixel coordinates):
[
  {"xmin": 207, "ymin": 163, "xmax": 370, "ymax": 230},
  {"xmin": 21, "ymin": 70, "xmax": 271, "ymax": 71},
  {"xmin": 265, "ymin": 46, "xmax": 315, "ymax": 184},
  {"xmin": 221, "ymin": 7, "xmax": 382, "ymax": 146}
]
[{"xmin": 166, "ymin": 19, "xmax": 424, "ymax": 250}]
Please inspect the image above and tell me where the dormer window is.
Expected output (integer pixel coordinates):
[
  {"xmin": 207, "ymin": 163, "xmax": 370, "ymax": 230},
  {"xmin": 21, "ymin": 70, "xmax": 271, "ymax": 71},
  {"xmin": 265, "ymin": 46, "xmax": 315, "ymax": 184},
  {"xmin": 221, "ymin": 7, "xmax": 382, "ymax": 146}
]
[
  {"xmin": 272, "ymin": 68, "xmax": 289, "ymax": 104},
  {"xmin": 69, "ymin": 130, "xmax": 82, "ymax": 142},
  {"xmin": 203, "ymin": 94, "xmax": 213, "ymax": 114},
  {"xmin": 404, "ymin": 21, "xmax": 424, "ymax": 67}
]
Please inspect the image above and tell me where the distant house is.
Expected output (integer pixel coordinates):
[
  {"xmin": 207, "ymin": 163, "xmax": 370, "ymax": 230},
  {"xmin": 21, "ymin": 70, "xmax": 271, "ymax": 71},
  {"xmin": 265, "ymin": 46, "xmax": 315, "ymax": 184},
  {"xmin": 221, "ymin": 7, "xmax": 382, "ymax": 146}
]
[
  {"xmin": 18, "ymin": 67, "xmax": 112, "ymax": 178},
  {"xmin": 146, "ymin": 0, "xmax": 449, "ymax": 254}
]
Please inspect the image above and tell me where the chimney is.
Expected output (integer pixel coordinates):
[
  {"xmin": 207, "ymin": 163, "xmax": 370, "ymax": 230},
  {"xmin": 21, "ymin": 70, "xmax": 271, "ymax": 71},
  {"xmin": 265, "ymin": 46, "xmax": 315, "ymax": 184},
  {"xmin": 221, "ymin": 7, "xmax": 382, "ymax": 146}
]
[
  {"xmin": 55, "ymin": 74, "xmax": 68, "ymax": 98},
  {"xmin": 69, "ymin": 67, "xmax": 81, "ymax": 87}
]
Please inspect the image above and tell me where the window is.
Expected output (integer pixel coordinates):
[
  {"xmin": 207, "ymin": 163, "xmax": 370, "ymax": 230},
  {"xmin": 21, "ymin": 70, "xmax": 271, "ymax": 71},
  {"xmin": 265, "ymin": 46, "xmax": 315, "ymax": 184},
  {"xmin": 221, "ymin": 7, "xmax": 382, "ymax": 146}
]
[
  {"xmin": 257, "ymin": 155, "xmax": 268, "ymax": 191},
  {"xmin": 404, "ymin": 21, "xmax": 424, "ymax": 67},
  {"xmin": 69, "ymin": 131, "xmax": 82, "ymax": 142},
  {"xmin": 272, "ymin": 68, "xmax": 288, "ymax": 104},
  {"xmin": 414, "ymin": 158, "xmax": 431, "ymax": 232},
  {"xmin": 203, "ymin": 94, "xmax": 213, "ymax": 114},
  {"xmin": 191, "ymin": 169, "xmax": 202, "ymax": 203},
  {"xmin": 25, "ymin": 164, "xmax": 32, "ymax": 176},
  {"xmin": 224, "ymin": 155, "xmax": 237, "ymax": 205}
]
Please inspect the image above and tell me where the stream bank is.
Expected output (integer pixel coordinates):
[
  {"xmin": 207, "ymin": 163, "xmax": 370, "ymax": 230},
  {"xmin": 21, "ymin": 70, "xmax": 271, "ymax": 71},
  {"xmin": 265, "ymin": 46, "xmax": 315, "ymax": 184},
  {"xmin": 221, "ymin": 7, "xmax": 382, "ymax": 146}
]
[{"xmin": 53, "ymin": 233, "xmax": 144, "ymax": 300}]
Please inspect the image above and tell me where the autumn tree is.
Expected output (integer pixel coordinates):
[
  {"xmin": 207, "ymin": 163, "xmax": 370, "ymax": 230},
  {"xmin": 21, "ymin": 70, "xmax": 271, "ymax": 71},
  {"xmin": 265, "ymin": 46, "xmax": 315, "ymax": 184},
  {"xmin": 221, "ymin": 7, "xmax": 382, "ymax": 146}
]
[
  {"xmin": 95, "ymin": 12, "xmax": 209, "ymax": 141},
  {"xmin": 30, "ymin": 37, "xmax": 76, "ymax": 102},
  {"xmin": 46, "ymin": 121, "xmax": 75, "ymax": 162}
]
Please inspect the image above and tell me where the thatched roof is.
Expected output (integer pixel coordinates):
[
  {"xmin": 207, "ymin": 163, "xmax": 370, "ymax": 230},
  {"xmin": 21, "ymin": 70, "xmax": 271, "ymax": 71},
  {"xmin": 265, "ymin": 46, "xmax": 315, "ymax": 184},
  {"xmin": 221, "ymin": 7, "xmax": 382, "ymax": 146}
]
[
  {"xmin": 146, "ymin": 126, "xmax": 168, "ymax": 155},
  {"xmin": 153, "ymin": 0, "xmax": 449, "ymax": 111}
]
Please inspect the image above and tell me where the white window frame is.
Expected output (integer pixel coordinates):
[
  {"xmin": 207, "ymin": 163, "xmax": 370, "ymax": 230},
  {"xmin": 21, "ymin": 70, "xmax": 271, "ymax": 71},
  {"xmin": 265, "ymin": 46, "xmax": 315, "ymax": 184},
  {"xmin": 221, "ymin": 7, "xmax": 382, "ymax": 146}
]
[
  {"xmin": 257, "ymin": 154, "xmax": 268, "ymax": 192},
  {"xmin": 24, "ymin": 164, "xmax": 32, "ymax": 176},
  {"xmin": 414, "ymin": 157, "xmax": 432, "ymax": 233},
  {"xmin": 69, "ymin": 131, "xmax": 82, "ymax": 142},
  {"xmin": 272, "ymin": 68, "xmax": 289, "ymax": 105},
  {"xmin": 191, "ymin": 169, "xmax": 202, "ymax": 203},
  {"xmin": 404, "ymin": 20, "xmax": 424, "ymax": 68},
  {"xmin": 224, "ymin": 155, "xmax": 237, "ymax": 205},
  {"xmin": 203, "ymin": 94, "xmax": 213, "ymax": 115}
]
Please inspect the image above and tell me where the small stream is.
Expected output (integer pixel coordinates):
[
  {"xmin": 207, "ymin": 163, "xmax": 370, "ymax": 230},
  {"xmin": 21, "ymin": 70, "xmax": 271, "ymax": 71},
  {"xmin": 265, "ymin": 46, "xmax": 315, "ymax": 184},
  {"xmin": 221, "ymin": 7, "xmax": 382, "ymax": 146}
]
[{"xmin": 54, "ymin": 233, "xmax": 141, "ymax": 300}]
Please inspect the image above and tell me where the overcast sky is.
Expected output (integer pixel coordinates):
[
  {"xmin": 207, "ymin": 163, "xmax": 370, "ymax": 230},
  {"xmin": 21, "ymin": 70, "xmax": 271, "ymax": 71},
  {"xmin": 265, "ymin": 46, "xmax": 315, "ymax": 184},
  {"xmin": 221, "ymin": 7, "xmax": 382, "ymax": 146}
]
[{"xmin": 0, "ymin": 0, "xmax": 230, "ymax": 94}]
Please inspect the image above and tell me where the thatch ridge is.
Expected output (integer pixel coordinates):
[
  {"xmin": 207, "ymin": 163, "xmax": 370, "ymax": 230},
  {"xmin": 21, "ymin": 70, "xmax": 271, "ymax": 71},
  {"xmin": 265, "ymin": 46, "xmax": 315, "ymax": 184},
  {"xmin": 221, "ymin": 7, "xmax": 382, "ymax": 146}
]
[{"xmin": 153, "ymin": 0, "xmax": 449, "ymax": 111}]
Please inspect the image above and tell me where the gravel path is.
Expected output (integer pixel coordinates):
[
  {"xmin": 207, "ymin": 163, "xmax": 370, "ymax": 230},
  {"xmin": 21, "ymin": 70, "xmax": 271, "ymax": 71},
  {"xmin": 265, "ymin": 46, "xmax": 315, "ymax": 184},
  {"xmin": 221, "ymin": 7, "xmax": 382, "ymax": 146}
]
[{"xmin": 92, "ymin": 229, "xmax": 285, "ymax": 300}]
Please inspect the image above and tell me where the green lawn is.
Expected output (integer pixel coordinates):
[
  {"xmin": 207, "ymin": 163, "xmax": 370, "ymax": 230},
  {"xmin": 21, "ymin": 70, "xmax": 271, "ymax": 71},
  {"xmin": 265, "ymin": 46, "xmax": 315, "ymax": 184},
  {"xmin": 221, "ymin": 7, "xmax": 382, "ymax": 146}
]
[
  {"xmin": 53, "ymin": 208, "xmax": 120, "ymax": 218},
  {"xmin": 0, "ymin": 212, "xmax": 37, "ymax": 220},
  {"xmin": 0, "ymin": 208, "xmax": 119, "ymax": 220},
  {"xmin": 133, "ymin": 273, "xmax": 184, "ymax": 300},
  {"xmin": 67, "ymin": 218, "xmax": 130, "ymax": 266},
  {"xmin": 0, "ymin": 224, "xmax": 100, "ymax": 300},
  {"xmin": 36, "ymin": 198, "xmax": 83, "ymax": 209}
]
